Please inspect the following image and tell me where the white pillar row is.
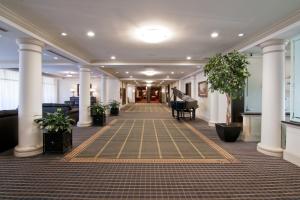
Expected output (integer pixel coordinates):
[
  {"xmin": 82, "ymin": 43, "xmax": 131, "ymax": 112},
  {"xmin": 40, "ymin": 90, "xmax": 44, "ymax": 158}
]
[
  {"xmin": 209, "ymin": 91, "xmax": 219, "ymax": 127},
  {"xmin": 14, "ymin": 38, "xmax": 44, "ymax": 157},
  {"xmin": 77, "ymin": 66, "xmax": 92, "ymax": 127},
  {"xmin": 100, "ymin": 75, "xmax": 108, "ymax": 103},
  {"xmin": 257, "ymin": 39, "xmax": 286, "ymax": 157}
]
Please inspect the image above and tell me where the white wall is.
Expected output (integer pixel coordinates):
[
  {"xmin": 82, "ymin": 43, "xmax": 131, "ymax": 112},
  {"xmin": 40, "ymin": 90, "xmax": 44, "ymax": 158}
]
[{"xmin": 180, "ymin": 71, "xmax": 213, "ymax": 122}]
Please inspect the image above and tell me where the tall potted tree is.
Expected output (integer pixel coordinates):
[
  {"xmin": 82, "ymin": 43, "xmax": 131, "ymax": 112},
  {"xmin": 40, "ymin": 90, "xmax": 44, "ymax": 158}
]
[
  {"xmin": 90, "ymin": 102, "xmax": 107, "ymax": 126},
  {"xmin": 35, "ymin": 108, "xmax": 75, "ymax": 153},
  {"xmin": 204, "ymin": 50, "xmax": 250, "ymax": 142}
]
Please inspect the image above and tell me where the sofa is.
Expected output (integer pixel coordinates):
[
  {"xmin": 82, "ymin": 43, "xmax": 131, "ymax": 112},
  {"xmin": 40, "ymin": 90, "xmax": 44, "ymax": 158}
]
[
  {"xmin": 42, "ymin": 103, "xmax": 79, "ymax": 123},
  {"xmin": 0, "ymin": 110, "xmax": 18, "ymax": 153}
]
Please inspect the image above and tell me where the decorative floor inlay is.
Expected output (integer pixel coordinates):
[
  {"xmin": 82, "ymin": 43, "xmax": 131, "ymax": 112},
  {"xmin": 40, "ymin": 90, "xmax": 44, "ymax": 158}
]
[
  {"xmin": 65, "ymin": 119, "xmax": 238, "ymax": 163},
  {"xmin": 124, "ymin": 103, "xmax": 170, "ymax": 112}
]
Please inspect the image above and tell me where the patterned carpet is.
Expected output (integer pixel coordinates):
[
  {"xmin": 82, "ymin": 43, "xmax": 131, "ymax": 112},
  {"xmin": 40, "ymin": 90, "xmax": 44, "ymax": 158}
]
[
  {"xmin": 65, "ymin": 119, "xmax": 236, "ymax": 163},
  {"xmin": 0, "ymin": 103, "xmax": 300, "ymax": 199},
  {"xmin": 123, "ymin": 103, "xmax": 170, "ymax": 112}
]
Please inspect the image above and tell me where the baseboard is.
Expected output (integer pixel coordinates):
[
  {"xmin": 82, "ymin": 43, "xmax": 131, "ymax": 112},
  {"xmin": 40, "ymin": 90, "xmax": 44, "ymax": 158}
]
[{"xmin": 284, "ymin": 151, "xmax": 300, "ymax": 167}]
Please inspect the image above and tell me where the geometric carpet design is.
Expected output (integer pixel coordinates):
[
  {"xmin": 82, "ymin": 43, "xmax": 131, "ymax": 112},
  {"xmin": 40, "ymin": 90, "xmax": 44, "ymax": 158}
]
[
  {"xmin": 124, "ymin": 103, "xmax": 170, "ymax": 112},
  {"xmin": 65, "ymin": 119, "xmax": 238, "ymax": 163}
]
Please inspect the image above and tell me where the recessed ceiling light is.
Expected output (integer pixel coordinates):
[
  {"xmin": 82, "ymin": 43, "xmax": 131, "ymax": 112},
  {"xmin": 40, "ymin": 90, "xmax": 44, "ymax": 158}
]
[
  {"xmin": 146, "ymin": 80, "xmax": 153, "ymax": 84},
  {"xmin": 53, "ymin": 57, "xmax": 58, "ymax": 60},
  {"xmin": 65, "ymin": 74, "xmax": 72, "ymax": 77},
  {"xmin": 61, "ymin": 32, "xmax": 67, "ymax": 36},
  {"xmin": 110, "ymin": 56, "xmax": 116, "ymax": 60},
  {"xmin": 101, "ymin": 66, "xmax": 105, "ymax": 68},
  {"xmin": 238, "ymin": 33, "xmax": 245, "ymax": 37},
  {"xmin": 211, "ymin": 32, "xmax": 219, "ymax": 38},
  {"xmin": 186, "ymin": 56, "xmax": 192, "ymax": 60},
  {"xmin": 86, "ymin": 31, "xmax": 95, "ymax": 37},
  {"xmin": 135, "ymin": 25, "xmax": 172, "ymax": 44},
  {"xmin": 171, "ymin": 71, "xmax": 174, "ymax": 74},
  {"xmin": 126, "ymin": 71, "xmax": 129, "ymax": 74}
]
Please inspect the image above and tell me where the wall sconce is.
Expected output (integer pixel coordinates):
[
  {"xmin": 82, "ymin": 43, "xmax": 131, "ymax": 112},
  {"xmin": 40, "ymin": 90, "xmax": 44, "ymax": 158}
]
[{"xmin": 70, "ymin": 88, "xmax": 75, "ymax": 97}]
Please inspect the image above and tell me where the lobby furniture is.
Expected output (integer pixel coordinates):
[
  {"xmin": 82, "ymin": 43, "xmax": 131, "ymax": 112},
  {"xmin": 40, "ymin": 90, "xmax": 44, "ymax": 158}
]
[
  {"xmin": 42, "ymin": 103, "xmax": 79, "ymax": 123},
  {"xmin": 0, "ymin": 110, "xmax": 18, "ymax": 153},
  {"xmin": 69, "ymin": 96, "xmax": 96, "ymax": 108}
]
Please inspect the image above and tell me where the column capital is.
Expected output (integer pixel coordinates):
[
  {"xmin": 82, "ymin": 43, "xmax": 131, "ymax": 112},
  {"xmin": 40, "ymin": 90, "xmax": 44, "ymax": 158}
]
[
  {"xmin": 79, "ymin": 65, "xmax": 91, "ymax": 72},
  {"xmin": 259, "ymin": 39, "xmax": 287, "ymax": 54},
  {"xmin": 16, "ymin": 37, "xmax": 45, "ymax": 48}
]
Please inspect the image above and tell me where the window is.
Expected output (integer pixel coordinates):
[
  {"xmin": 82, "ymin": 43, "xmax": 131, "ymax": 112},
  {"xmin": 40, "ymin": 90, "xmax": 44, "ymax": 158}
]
[
  {"xmin": 0, "ymin": 69, "xmax": 58, "ymax": 110},
  {"xmin": 43, "ymin": 76, "xmax": 58, "ymax": 103},
  {"xmin": 0, "ymin": 69, "xmax": 19, "ymax": 110},
  {"xmin": 291, "ymin": 37, "xmax": 300, "ymax": 122}
]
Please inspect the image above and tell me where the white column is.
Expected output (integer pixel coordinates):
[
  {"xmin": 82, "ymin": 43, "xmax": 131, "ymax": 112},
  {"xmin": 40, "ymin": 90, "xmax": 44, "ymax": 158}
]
[
  {"xmin": 257, "ymin": 39, "xmax": 286, "ymax": 157},
  {"xmin": 209, "ymin": 91, "xmax": 219, "ymax": 126},
  {"xmin": 100, "ymin": 75, "xmax": 108, "ymax": 103},
  {"xmin": 192, "ymin": 75, "xmax": 197, "ymax": 98},
  {"xmin": 14, "ymin": 38, "xmax": 44, "ymax": 157},
  {"xmin": 77, "ymin": 66, "xmax": 92, "ymax": 127}
]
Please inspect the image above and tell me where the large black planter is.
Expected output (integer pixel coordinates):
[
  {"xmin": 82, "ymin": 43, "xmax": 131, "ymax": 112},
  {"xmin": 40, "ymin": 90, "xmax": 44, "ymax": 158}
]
[
  {"xmin": 215, "ymin": 123, "xmax": 241, "ymax": 142},
  {"xmin": 110, "ymin": 107, "xmax": 119, "ymax": 116},
  {"xmin": 92, "ymin": 114, "xmax": 106, "ymax": 126},
  {"xmin": 43, "ymin": 130, "xmax": 72, "ymax": 154}
]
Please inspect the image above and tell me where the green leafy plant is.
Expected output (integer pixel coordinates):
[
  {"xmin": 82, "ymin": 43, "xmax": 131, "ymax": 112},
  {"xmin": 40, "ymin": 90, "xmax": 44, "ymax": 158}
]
[
  {"xmin": 204, "ymin": 50, "xmax": 250, "ymax": 125},
  {"xmin": 90, "ymin": 102, "xmax": 107, "ymax": 116},
  {"xmin": 109, "ymin": 100, "xmax": 120, "ymax": 109},
  {"xmin": 34, "ymin": 108, "xmax": 75, "ymax": 133}
]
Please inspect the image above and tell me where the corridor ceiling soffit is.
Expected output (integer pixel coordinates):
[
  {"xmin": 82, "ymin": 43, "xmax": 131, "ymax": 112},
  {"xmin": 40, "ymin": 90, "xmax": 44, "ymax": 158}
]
[{"xmin": 1, "ymin": 0, "xmax": 300, "ymax": 65}]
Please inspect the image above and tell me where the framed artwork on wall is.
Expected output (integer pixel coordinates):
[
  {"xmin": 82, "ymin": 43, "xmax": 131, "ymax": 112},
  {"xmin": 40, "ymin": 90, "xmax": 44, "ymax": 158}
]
[{"xmin": 198, "ymin": 81, "xmax": 208, "ymax": 97}]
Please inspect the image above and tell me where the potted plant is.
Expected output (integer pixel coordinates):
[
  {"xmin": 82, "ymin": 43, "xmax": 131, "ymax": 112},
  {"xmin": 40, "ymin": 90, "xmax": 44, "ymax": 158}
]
[
  {"xmin": 90, "ymin": 102, "xmax": 107, "ymax": 126},
  {"xmin": 34, "ymin": 108, "xmax": 75, "ymax": 153},
  {"xmin": 109, "ymin": 100, "xmax": 120, "ymax": 116},
  {"xmin": 204, "ymin": 50, "xmax": 250, "ymax": 142}
]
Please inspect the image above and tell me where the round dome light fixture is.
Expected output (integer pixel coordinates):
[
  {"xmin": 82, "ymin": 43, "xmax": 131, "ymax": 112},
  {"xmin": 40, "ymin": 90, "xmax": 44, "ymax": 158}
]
[{"xmin": 135, "ymin": 25, "xmax": 172, "ymax": 44}]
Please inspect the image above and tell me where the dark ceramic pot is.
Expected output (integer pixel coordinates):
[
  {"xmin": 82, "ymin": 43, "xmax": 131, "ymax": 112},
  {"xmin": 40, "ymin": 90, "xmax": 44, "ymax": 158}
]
[{"xmin": 215, "ymin": 123, "xmax": 241, "ymax": 142}]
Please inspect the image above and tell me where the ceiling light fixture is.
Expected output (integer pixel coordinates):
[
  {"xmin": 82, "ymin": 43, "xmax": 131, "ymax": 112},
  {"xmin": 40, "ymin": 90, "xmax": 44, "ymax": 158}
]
[
  {"xmin": 53, "ymin": 57, "xmax": 58, "ymax": 60},
  {"xmin": 135, "ymin": 25, "xmax": 172, "ymax": 44},
  {"xmin": 101, "ymin": 66, "xmax": 105, "ymax": 68},
  {"xmin": 65, "ymin": 74, "xmax": 72, "ymax": 77},
  {"xmin": 141, "ymin": 70, "xmax": 159, "ymax": 76},
  {"xmin": 238, "ymin": 33, "xmax": 245, "ymax": 37},
  {"xmin": 61, "ymin": 32, "xmax": 67, "ymax": 36},
  {"xmin": 186, "ymin": 56, "xmax": 192, "ymax": 60},
  {"xmin": 126, "ymin": 71, "xmax": 129, "ymax": 74},
  {"xmin": 171, "ymin": 71, "xmax": 174, "ymax": 74},
  {"xmin": 211, "ymin": 32, "xmax": 219, "ymax": 38},
  {"xmin": 87, "ymin": 31, "xmax": 95, "ymax": 37},
  {"xmin": 110, "ymin": 56, "xmax": 116, "ymax": 60},
  {"xmin": 146, "ymin": 80, "xmax": 153, "ymax": 84}
]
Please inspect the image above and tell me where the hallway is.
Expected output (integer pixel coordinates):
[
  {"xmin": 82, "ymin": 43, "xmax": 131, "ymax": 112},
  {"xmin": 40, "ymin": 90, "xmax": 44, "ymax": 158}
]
[
  {"xmin": 0, "ymin": 104, "xmax": 300, "ymax": 199},
  {"xmin": 66, "ymin": 104, "xmax": 236, "ymax": 163}
]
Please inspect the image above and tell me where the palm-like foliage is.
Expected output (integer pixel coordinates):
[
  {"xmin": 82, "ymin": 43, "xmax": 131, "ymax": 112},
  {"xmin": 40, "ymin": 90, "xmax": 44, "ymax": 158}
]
[
  {"xmin": 204, "ymin": 50, "xmax": 250, "ymax": 125},
  {"xmin": 34, "ymin": 108, "xmax": 75, "ymax": 133}
]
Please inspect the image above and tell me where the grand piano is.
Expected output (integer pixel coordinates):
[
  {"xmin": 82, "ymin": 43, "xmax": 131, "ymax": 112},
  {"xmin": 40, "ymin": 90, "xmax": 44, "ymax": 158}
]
[{"xmin": 170, "ymin": 88, "xmax": 198, "ymax": 120}]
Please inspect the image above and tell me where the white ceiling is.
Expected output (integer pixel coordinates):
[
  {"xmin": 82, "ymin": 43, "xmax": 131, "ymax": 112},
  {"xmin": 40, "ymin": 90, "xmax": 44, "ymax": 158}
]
[{"xmin": 1, "ymin": 0, "xmax": 300, "ymax": 81}]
